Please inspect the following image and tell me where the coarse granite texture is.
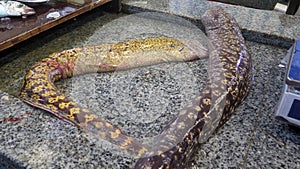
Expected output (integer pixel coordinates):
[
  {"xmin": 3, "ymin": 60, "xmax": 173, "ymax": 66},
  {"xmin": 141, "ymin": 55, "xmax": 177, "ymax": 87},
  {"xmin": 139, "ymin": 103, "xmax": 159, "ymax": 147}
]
[
  {"xmin": 122, "ymin": 0, "xmax": 300, "ymax": 48},
  {"xmin": 0, "ymin": 3, "xmax": 300, "ymax": 169}
]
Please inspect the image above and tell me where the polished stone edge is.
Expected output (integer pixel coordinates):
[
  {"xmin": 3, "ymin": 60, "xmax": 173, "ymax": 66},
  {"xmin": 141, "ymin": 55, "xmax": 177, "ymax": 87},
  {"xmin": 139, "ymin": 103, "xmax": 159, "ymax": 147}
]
[
  {"xmin": 121, "ymin": 0, "xmax": 297, "ymax": 48},
  {"xmin": 242, "ymin": 29, "xmax": 294, "ymax": 48},
  {"xmin": 0, "ymin": 152, "xmax": 24, "ymax": 169},
  {"xmin": 216, "ymin": 0, "xmax": 278, "ymax": 10}
]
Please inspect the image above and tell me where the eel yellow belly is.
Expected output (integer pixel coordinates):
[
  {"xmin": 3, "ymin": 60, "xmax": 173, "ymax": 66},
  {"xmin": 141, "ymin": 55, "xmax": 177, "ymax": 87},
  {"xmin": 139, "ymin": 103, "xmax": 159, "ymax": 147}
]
[
  {"xmin": 19, "ymin": 37, "xmax": 208, "ymax": 155},
  {"xmin": 134, "ymin": 6, "xmax": 252, "ymax": 168}
]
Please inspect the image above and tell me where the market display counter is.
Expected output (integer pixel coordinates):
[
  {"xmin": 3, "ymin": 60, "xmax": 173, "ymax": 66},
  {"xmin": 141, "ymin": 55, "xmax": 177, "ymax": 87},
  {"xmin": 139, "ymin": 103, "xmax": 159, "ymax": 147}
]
[{"xmin": 0, "ymin": 0, "xmax": 119, "ymax": 51}]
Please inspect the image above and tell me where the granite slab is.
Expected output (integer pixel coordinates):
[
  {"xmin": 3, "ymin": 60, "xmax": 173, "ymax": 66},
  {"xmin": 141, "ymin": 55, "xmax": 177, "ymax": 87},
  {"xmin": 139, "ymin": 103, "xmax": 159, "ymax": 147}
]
[
  {"xmin": 0, "ymin": 2, "xmax": 300, "ymax": 169},
  {"xmin": 122, "ymin": 0, "xmax": 300, "ymax": 48}
]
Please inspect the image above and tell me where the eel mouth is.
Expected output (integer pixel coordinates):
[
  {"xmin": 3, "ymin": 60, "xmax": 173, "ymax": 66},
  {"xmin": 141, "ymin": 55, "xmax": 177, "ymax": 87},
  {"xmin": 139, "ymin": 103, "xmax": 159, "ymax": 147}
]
[{"xmin": 22, "ymin": 7, "xmax": 36, "ymax": 16}]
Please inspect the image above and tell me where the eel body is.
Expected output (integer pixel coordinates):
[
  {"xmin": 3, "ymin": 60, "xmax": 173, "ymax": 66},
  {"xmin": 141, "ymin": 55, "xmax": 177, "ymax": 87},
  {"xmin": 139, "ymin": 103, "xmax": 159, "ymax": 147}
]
[
  {"xmin": 19, "ymin": 6, "xmax": 252, "ymax": 168},
  {"xmin": 19, "ymin": 37, "xmax": 207, "ymax": 155},
  {"xmin": 134, "ymin": 6, "xmax": 252, "ymax": 168}
]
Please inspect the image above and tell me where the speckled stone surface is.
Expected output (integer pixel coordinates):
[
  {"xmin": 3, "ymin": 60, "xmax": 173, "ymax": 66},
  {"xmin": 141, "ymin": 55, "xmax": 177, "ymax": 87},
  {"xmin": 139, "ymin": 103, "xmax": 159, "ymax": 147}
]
[
  {"xmin": 122, "ymin": 0, "xmax": 300, "ymax": 48},
  {"xmin": 0, "ymin": 2, "xmax": 300, "ymax": 169}
]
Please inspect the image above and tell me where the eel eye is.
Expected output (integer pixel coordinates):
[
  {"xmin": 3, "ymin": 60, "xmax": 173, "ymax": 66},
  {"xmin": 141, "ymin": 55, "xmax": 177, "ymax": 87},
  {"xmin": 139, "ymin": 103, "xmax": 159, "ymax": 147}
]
[{"xmin": 17, "ymin": 4, "xmax": 24, "ymax": 8}]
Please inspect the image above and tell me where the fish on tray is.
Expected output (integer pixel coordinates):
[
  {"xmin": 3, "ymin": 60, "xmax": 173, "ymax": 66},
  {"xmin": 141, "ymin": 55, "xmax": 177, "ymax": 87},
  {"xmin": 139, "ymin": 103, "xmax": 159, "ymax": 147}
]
[{"xmin": 0, "ymin": 0, "xmax": 35, "ymax": 18}]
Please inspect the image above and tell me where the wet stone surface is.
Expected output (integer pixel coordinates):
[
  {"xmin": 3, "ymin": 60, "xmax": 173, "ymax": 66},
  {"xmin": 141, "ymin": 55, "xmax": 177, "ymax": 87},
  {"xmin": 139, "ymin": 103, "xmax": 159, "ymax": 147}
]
[{"xmin": 0, "ymin": 2, "xmax": 300, "ymax": 169}]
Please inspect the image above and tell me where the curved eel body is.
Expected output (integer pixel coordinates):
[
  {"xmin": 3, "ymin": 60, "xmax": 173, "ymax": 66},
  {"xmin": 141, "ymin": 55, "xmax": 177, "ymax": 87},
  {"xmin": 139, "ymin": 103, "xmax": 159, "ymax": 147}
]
[
  {"xmin": 134, "ymin": 6, "xmax": 252, "ymax": 168},
  {"xmin": 19, "ymin": 37, "xmax": 207, "ymax": 155},
  {"xmin": 19, "ymin": 6, "xmax": 252, "ymax": 168}
]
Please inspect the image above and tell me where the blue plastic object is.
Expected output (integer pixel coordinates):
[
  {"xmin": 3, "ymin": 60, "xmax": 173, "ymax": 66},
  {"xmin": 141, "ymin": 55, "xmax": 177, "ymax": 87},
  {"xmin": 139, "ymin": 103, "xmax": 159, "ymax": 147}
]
[{"xmin": 288, "ymin": 39, "xmax": 300, "ymax": 83}]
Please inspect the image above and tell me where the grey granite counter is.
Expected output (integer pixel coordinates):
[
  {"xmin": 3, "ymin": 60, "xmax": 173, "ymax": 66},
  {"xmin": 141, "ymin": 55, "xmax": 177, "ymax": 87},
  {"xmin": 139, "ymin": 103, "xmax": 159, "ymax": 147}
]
[
  {"xmin": 122, "ymin": 0, "xmax": 300, "ymax": 48},
  {"xmin": 0, "ymin": 1, "xmax": 300, "ymax": 169}
]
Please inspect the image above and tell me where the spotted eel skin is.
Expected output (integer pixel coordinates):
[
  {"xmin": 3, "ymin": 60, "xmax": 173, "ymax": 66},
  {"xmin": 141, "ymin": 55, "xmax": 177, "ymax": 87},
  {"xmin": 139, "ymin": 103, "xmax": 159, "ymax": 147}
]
[
  {"xmin": 19, "ymin": 37, "xmax": 208, "ymax": 156},
  {"xmin": 134, "ymin": 6, "xmax": 252, "ymax": 168}
]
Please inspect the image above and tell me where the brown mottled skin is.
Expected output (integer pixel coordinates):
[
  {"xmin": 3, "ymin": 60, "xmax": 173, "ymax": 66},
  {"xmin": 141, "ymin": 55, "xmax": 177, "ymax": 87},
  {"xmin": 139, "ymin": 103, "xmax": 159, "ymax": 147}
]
[
  {"xmin": 134, "ymin": 6, "xmax": 252, "ymax": 169},
  {"xmin": 19, "ymin": 6, "xmax": 252, "ymax": 168},
  {"xmin": 19, "ymin": 37, "xmax": 207, "ymax": 156}
]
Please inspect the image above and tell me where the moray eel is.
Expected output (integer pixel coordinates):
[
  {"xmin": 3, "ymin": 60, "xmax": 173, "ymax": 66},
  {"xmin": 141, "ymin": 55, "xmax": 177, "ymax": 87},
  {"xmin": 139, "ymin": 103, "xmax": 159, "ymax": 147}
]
[
  {"xmin": 134, "ymin": 6, "xmax": 252, "ymax": 169},
  {"xmin": 19, "ymin": 37, "xmax": 208, "ymax": 156}
]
